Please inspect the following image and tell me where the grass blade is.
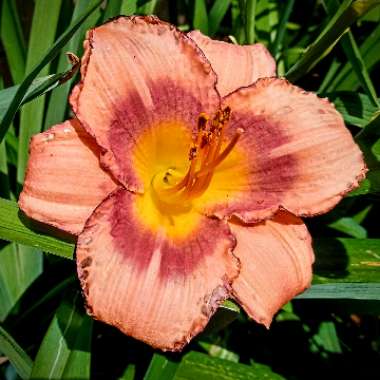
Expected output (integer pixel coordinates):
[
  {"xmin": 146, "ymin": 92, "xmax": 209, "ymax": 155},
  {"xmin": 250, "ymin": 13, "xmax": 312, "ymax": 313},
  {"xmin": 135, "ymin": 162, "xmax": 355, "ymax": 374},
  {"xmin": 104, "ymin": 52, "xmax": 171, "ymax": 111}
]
[
  {"xmin": 0, "ymin": 73, "xmax": 77, "ymax": 122},
  {"xmin": 339, "ymin": 32, "xmax": 379, "ymax": 106},
  {"xmin": 173, "ymin": 351, "xmax": 285, "ymax": 380},
  {"xmin": 144, "ymin": 353, "xmax": 178, "ymax": 380},
  {"xmin": 245, "ymin": 0, "xmax": 257, "ymax": 44},
  {"xmin": 297, "ymin": 283, "xmax": 380, "ymax": 300},
  {"xmin": 0, "ymin": 78, "xmax": 10, "ymax": 199},
  {"xmin": 286, "ymin": 0, "xmax": 380, "ymax": 82},
  {"xmin": 272, "ymin": 0, "xmax": 295, "ymax": 57},
  {"xmin": 327, "ymin": 91, "xmax": 379, "ymax": 127},
  {"xmin": 0, "ymin": 243, "xmax": 42, "ymax": 322},
  {"xmin": 17, "ymin": 0, "xmax": 63, "ymax": 182},
  {"xmin": 0, "ymin": 198, "xmax": 75, "ymax": 258},
  {"xmin": 313, "ymin": 238, "xmax": 380, "ymax": 284},
  {"xmin": 0, "ymin": 0, "xmax": 103, "ymax": 144},
  {"xmin": 0, "ymin": 325, "xmax": 33, "ymax": 380},
  {"xmin": 30, "ymin": 291, "xmax": 92, "ymax": 380},
  {"xmin": 324, "ymin": 0, "xmax": 379, "ymax": 106},
  {"xmin": 103, "ymin": 0, "xmax": 122, "ymax": 21},
  {"xmin": 0, "ymin": 138, "xmax": 9, "ymax": 198},
  {"xmin": 0, "ymin": 0, "xmax": 26, "ymax": 84},
  {"xmin": 121, "ymin": 0, "xmax": 137, "ymax": 14},
  {"xmin": 255, "ymin": 0, "xmax": 280, "ymax": 45},
  {"xmin": 329, "ymin": 21, "xmax": 380, "ymax": 91},
  {"xmin": 209, "ymin": 0, "xmax": 231, "ymax": 36},
  {"xmin": 193, "ymin": 0, "xmax": 209, "ymax": 34},
  {"xmin": 44, "ymin": 0, "xmax": 101, "ymax": 130},
  {"xmin": 138, "ymin": 0, "xmax": 158, "ymax": 14}
]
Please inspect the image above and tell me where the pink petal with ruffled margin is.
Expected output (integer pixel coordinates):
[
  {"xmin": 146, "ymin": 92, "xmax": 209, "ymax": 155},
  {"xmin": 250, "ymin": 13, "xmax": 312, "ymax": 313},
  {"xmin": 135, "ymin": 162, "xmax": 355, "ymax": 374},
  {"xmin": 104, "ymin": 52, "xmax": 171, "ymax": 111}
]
[
  {"xmin": 19, "ymin": 119, "xmax": 117, "ymax": 235},
  {"xmin": 70, "ymin": 16, "xmax": 220, "ymax": 192},
  {"xmin": 77, "ymin": 188, "xmax": 239, "ymax": 351},
  {"xmin": 188, "ymin": 30, "xmax": 276, "ymax": 96},
  {"xmin": 199, "ymin": 77, "xmax": 366, "ymax": 222},
  {"xmin": 230, "ymin": 211, "xmax": 314, "ymax": 327}
]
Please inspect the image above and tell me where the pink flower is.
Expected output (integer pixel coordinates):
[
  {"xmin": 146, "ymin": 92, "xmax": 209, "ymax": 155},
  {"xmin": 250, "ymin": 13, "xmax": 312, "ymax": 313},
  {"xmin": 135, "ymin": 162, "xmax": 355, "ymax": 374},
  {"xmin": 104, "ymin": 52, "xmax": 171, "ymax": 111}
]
[{"xmin": 19, "ymin": 16, "xmax": 366, "ymax": 351}]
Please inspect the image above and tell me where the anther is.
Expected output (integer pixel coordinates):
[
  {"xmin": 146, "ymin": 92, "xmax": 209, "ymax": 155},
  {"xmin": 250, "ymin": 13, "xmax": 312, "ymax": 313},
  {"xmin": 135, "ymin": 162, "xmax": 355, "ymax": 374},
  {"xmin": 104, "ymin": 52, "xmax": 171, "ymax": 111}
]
[
  {"xmin": 222, "ymin": 106, "xmax": 231, "ymax": 122},
  {"xmin": 197, "ymin": 113, "xmax": 208, "ymax": 130},
  {"xmin": 200, "ymin": 134, "xmax": 209, "ymax": 149},
  {"xmin": 189, "ymin": 147, "xmax": 197, "ymax": 161}
]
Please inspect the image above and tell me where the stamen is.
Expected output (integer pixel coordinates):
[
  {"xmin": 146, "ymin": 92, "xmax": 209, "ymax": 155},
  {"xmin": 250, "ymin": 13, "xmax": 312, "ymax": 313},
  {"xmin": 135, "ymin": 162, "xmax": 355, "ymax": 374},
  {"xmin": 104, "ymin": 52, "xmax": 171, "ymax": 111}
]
[
  {"xmin": 196, "ymin": 128, "xmax": 244, "ymax": 178},
  {"xmin": 154, "ymin": 107, "xmax": 241, "ymax": 204}
]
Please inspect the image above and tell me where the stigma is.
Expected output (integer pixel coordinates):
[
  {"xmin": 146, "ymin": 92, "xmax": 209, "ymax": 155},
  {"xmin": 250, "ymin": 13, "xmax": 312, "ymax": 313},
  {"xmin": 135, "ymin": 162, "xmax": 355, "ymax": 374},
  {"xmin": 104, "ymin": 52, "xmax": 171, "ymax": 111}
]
[{"xmin": 153, "ymin": 107, "xmax": 243, "ymax": 205}]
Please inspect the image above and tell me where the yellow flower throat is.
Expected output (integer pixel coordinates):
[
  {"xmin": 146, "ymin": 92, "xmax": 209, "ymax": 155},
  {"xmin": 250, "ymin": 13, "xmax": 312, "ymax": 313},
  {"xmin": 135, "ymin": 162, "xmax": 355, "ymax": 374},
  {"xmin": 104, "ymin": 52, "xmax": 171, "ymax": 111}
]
[{"xmin": 151, "ymin": 106, "xmax": 243, "ymax": 207}]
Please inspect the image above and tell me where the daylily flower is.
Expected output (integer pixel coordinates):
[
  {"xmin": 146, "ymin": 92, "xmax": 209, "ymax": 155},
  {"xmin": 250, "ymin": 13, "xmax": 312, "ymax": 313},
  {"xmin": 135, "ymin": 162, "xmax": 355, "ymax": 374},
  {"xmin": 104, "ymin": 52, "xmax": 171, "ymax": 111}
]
[{"xmin": 19, "ymin": 16, "xmax": 366, "ymax": 351}]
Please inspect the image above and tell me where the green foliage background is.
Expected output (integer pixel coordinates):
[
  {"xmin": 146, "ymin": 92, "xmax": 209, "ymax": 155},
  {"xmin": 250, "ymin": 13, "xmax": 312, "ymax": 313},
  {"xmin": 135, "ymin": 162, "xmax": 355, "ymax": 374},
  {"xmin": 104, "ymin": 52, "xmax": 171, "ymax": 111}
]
[{"xmin": 0, "ymin": 0, "xmax": 380, "ymax": 379}]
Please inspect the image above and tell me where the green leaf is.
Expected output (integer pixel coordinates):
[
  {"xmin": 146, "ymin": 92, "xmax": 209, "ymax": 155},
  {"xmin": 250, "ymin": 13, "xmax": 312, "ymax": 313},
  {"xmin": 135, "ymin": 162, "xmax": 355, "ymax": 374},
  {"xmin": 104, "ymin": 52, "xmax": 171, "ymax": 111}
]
[
  {"xmin": 245, "ymin": 0, "xmax": 257, "ymax": 44},
  {"xmin": 313, "ymin": 238, "xmax": 380, "ymax": 284},
  {"xmin": 0, "ymin": 325, "xmax": 33, "ymax": 380},
  {"xmin": 351, "ymin": 113, "xmax": 380, "ymax": 196},
  {"xmin": 255, "ymin": 0, "xmax": 279, "ymax": 44},
  {"xmin": 327, "ymin": 21, "xmax": 380, "ymax": 92},
  {"xmin": 347, "ymin": 168, "xmax": 380, "ymax": 196},
  {"xmin": 0, "ymin": 78, "xmax": 10, "ymax": 199},
  {"xmin": 356, "ymin": 108, "xmax": 380, "ymax": 139},
  {"xmin": 0, "ymin": 137, "xmax": 9, "ymax": 198},
  {"xmin": 0, "ymin": 0, "xmax": 103, "ymax": 144},
  {"xmin": 0, "ymin": 243, "xmax": 42, "ymax": 321},
  {"xmin": 272, "ymin": 0, "xmax": 295, "ymax": 57},
  {"xmin": 137, "ymin": 0, "xmax": 158, "ymax": 14},
  {"xmin": 17, "ymin": 0, "xmax": 63, "ymax": 183},
  {"xmin": 0, "ymin": 0, "xmax": 26, "ymax": 84},
  {"xmin": 310, "ymin": 321, "xmax": 342, "ymax": 355},
  {"xmin": 30, "ymin": 291, "xmax": 92, "ymax": 380},
  {"xmin": 103, "ymin": 0, "xmax": 123, "ymax": 21},
  {"xmin": 324, "ymin": 0, "xmax": 379, "ymax": 106},
  {"xmin": 328, "ymin": 217, "xmax": 367, "ymax": 238},
  {"xmin": 198, "ymin": 341, "xmax": 239, "ymax": 362},
  {"xmin": 326, "ymin": 91, "xmax": 379, "ymax": 127},
  {"xmin": 173, "ymin": 351, "xmax": 285, "ymax": 380},
  {"xmin": 144, "ymin": 353, "xmax": 178, "ymax": 380},
  {"xmin": 193, "ymin": 0, "xmax": 209, "ymax": 34},
  {"xmin": 119, "ymin": 364, "xmax": 136, "ymax": 380},
  {"xmin": 202, "ymin": 300, "xmax": 240, "ymax": 335},
  {"xmin": 286, "ymin": 0, "xmax": 380, "ymax": 82},
  {"xmin": 44, "ymin": 0, "xmax": 102, "ymax": 130},
  {"xmin": 209, "ymin": 0, "xmax": 231, "ymax": 36},
  {"xmin": 0, "ymin": 73, "xmax": 80, "ymax": 123},
  {"xmin": 15, "ymin": 277, "xmax": 75, "ymax": 325},
  {"xmin": 121, "ymin": 0, "xmax": 137, "ymax": 15},
  {"xmin": 0, "ymin": 198, "xmax": 75, "ymax": 259},
  {"xmin": 339, "ymin": 32, "xmax": 379, "ymax": 106},
  {"xmin": 297, "ymin": 283, "xmax": 380, "ymax": 300}
]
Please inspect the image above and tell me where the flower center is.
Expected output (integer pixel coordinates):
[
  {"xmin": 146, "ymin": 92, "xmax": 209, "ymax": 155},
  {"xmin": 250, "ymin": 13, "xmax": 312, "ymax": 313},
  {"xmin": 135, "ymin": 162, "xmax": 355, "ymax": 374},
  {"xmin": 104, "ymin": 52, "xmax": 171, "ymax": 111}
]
[{"xmin": 151, "ymin": 107, "xmax": 243, "ymax": 207}]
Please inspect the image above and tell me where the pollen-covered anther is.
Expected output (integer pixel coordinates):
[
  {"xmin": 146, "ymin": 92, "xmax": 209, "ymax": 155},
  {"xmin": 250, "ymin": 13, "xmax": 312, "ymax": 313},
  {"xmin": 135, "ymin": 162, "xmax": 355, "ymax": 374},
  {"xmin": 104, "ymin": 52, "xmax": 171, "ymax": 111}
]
[{"xmin": 154, "ymin": 106, "xmax": 242, "ymax": 204}]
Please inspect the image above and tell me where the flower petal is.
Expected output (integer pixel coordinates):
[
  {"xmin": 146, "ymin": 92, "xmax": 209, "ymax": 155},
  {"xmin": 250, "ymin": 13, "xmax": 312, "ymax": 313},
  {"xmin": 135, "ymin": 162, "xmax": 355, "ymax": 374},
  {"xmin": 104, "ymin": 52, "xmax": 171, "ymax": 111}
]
[
  {"xmin": 230, "ymin": 211, "xmax": 314, "ymax": 327},
  {"xmin": 70, "ymin": 16, "xmax": 220, "ymax": 192},
  {"xmin": 19, "ymin": 120, "xmax": 117, "ymax": 235},
  {"xmin": 199, "ymin": 77, "xmax": 366, "ymax": 221},
  {"xmin": 77, "ymin": 188, "xmax": 239, "ymax": 351},
  {"xmin": 188, "ymin": 30, "xmax": 276, "ymax": 96}
]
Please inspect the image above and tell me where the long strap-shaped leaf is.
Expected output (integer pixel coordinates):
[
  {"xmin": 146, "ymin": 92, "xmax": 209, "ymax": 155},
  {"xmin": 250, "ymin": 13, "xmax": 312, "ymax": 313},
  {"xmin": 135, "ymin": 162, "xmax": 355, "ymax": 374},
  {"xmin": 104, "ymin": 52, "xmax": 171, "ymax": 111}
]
[
  {"xmin": 0, "ymin": 0, "xmax": 102, "ymax": 144},
  {"xmin": 286, "ymin": 0, "xmax": 380, "ymax": 82},
  {"xmin": 0, "ymin": 325, "xmax": 33, "ymax": 380},
  {"xmin": 0, "ymin": 198, "xmax": 74, "ymax": 258},
  {"xmin": 0, "ymin": 71, "xmax": 79, "ymax": 122},
  {"xmin": 30, "ymin": 291, "xmax": 92, "ymax": 380}
]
